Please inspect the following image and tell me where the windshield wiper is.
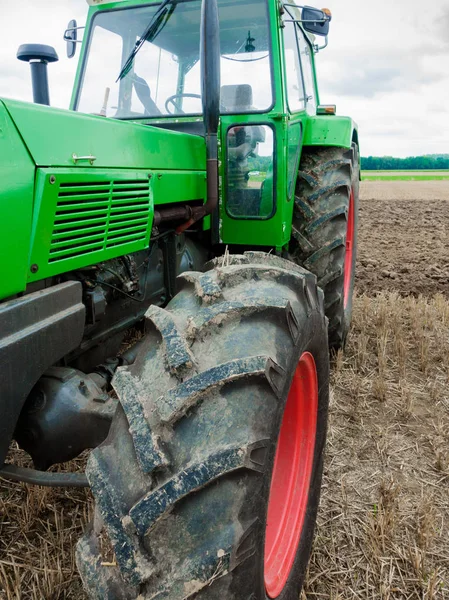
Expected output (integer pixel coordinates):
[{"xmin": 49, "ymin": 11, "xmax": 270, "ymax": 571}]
[{"xmin": 117, "ymin": 0, "xmax": 176, "ymax": 82}]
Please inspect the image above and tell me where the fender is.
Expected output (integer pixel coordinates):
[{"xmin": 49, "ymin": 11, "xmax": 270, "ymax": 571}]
[{"xmin": 303, "ymin": 115, "xmax": 359, "ymax": 155}]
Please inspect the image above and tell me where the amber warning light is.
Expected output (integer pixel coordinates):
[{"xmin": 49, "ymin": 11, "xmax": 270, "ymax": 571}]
[{"xmin": 317, "ymin": 105, "xmax": 337, "ymax": 115}]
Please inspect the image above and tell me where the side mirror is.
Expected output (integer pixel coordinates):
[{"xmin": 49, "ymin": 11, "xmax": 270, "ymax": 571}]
[
  {"xmin": 64, "ymin": 19, "xmax": 78, "ymax": 58},
  {"xmin": 301, "ymin": 7, "xmax": 331, "ymax": 37}
]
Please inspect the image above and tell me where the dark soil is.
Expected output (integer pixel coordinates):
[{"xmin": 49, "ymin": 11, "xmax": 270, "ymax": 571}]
[{"xmin": 357, "ymin": 182, "xmax": 449, "ymax": 297}]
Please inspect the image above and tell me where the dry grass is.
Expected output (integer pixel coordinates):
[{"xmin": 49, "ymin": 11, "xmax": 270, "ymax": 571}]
[
  {"xmin": 0, "ymin": 450, "xmax": 91, "ymax": 600},
  {"xmin": 304, "ymin": 293, "xmax": 449, "ymax": 600},
  {"xmin": 2, "ymin": 292, "xmax": 449, "ymax": 598}
]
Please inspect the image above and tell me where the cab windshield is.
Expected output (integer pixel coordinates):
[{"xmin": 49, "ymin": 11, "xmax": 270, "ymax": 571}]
[{"xmin": 76, "ymin": 0, "xmax": 273, "ymax": 118}]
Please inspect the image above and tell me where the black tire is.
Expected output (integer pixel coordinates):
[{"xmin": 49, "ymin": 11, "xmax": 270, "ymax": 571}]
[
  {"xmin": 289, "ymin": 143, "xmax": 359, "ymax": 350},
  {"xmin": 77, "ymin": 252, "xmax": 329, "ymax": 600}
]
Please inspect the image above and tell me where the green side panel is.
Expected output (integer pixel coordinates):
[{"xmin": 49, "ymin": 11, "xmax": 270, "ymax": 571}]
[
  {"xmin": 152, "ymin": 170, "xmax": 206, "ymax": 206},
  {"xmin": 1, "ymin": 99, "xmax": 206, "ymax": 170},
  {"xmin": 303, "ymin": 115, "xmax": 356, "ymax": 149},
  {"xmin": 0, "ymin": 101, "xmax": 35, "ymax": 300},
  {"xmin": 28, "ymin": 168, "xmax": 154, "ymax": 282},
  {"xmin": 287, "ymin": 121, "xmax": 303, "ymax": 200}
]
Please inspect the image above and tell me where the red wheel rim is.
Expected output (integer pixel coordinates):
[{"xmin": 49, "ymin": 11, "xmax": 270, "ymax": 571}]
[
  {"xmin": 343, "ymin": 187, "xmax": 355, "ymax": 309},
  {"xmin": 264, "ymin": 352, "xmax": 318, "ymax": 598}
]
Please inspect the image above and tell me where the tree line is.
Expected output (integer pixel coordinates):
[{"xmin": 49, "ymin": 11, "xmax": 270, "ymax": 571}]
[
  {"xmin": 361, "ymin": 154, "xmax": 449, "ymax": 171},
  {"xmin": 250, "ymin": 153, "xmax": 449, "ymax": 172}
]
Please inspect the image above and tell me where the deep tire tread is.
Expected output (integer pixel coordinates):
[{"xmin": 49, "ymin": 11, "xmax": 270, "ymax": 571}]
[
  {"xmin": 289, "ymin": 144, "xmax": 359, "ymax": 349},
  {"xmin": 157, "ymin": 355, "xmax": 275, "ymax": 424},
  {"xmin": 113, "ymin": 369, "xmax": 168, "ymax": 473},
  {"xmin": 77, "ymin": 531, "xmax": 136, "ymax": 600},
  {"xmin": 304, "ymin": 206, "xmax": 348, "ymax": 235},
  {"xmin": 85, "ymin": 454, "xmax": 153, "ymax": 586},
  {"xmin": 78, "ymin": 252, "xmax": 329, "ymax": 600},
  {"xmin": 145, "ymin": 305, "xmax": 196, "ymax": 375},
  {"xmin": 129, "ymin": 443, "xmax": 267, "ymax": 537}
]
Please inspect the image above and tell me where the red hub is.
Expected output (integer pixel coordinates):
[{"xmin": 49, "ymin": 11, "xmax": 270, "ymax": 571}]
[
  {"xmin": 264, "ymin": 352, "xmax": 318, "ymax": 598},
  {"xmin": 343, "ymin": 187, "xmax": 355, "ymax": 309}
]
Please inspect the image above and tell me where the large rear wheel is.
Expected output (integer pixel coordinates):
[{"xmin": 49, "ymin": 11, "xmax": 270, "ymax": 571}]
[
  {"xmin": 290, "ymin": 143, "xmax": 359, "ymax": 350},
  {"xmin": 77, "ymin": 252, "xmax": 329, "ymax": 600}
]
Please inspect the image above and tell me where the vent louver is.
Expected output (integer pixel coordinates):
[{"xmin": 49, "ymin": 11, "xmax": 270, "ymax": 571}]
[{"xmin": 49, "ymin": 179, "xmax": 151, "ymax": 263}]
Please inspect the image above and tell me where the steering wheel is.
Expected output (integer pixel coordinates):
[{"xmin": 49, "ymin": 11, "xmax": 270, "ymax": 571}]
[{"xmin": 165, "ymin": 93, "xmax": 201, "ymax": 115}]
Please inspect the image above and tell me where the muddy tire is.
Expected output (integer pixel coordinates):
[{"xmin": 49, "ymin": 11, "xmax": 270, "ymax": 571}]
[
  {"xmin": 76, "ymin": 252, "xmax": 329, "ymax": 600},
  {"xmin": 290, "ymin": 144, "xmax": 359, "ymax": 350}
]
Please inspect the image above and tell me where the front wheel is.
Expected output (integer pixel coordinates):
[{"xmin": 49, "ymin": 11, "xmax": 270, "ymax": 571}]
[{"xmin": 77, "ymin": 252, "xmax": 329, "ymax": 600}]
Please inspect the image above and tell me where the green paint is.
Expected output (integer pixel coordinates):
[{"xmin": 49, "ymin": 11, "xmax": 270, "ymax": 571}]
[
  {"xmin": 28, "ymin": 169, "xmax": 154, "ymax": 282},
  {"xmin": 0, "ymin": 102, "xmax": 35, "ymax": 299},
  {"xmin": 2, "ymin": 99, "xmax": 206, "ymax": 170},
  {"xmin": 303, "ymin": 115, "xmax": 356, "ymax": 149},
  {"xmin": 1, "ymin": 0, "xmax": 358, "ymax": 301}
]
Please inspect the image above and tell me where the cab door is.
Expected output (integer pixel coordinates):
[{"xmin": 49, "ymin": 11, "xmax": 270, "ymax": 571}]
[{"xmin": 217, "ymin": 0, "xmax": 288, "ymax": 250}]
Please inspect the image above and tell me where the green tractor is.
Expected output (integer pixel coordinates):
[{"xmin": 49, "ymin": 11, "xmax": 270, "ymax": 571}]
[{"xmin": 0, "ymin": 0, "xmax": 359, "ymax": 597}]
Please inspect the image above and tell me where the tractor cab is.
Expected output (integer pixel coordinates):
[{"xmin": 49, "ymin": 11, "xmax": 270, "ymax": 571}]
[
  {"xmin": 73, "ymin": 0, "xmax": 273, "ymax": 120},
  {"xmin": 73, "ymin": 0, "xmax": 276, "ymax": 222},
  {"xmin": 68, "ymin": 0, "xmax": 331, "ymax": 244}
]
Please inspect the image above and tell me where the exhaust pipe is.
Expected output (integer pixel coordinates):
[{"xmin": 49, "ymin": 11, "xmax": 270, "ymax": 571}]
[
  {"xmin": 174, "ymin": 0, "xmax": 221, "ymax": 235},
  {"xmin": 17, "ymin": 44, "xmax": 59, "ymax": 106},
  {"xmin": 201, "ymin": 0, "xmax": 221, "ymax": 219}
]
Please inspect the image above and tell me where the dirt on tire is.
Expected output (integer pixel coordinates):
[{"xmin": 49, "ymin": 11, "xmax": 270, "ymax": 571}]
[{"xmin": 357, "ymin": 180, "xmax": 449, "ymax": 296}]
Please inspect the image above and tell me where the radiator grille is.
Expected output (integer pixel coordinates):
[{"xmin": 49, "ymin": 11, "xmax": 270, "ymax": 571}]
[{"xmin": 49, "ymin": 180, "xmax": 150, "ymax": 263}]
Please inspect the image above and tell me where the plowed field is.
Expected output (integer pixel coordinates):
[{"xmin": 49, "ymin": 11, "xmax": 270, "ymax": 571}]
[{"xmin": 357, "ymin": 181, "xmax": 449, "ymax": 297}]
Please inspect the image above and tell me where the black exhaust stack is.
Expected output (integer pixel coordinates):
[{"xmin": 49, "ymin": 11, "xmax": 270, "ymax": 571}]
[
  {"xmin": 149, "ymin": 0, "xmax": 223, "ymax": 234},
  {"xmin": 200, "ymin": 0, "xmax": 221, "ymax": 225},
  {"xmin": 17, "ymin": 44, "xmax": 59, "ymax": 106}
]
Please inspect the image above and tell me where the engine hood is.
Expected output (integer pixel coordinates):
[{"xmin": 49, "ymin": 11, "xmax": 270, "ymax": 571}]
[{"xmin": 1, "ymin": 98, "xmax": 206, "ymax": 171}]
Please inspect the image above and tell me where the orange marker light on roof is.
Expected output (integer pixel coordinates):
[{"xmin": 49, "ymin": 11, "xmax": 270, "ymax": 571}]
[{"xmin": 322, "ymin": 8, "xmax": 332, "ymax": 19}]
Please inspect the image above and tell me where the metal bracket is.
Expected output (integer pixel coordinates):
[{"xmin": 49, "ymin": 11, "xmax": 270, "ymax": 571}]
[
  {"xmin": 281, "ymin": 2, "xmax": 330, "ymax": 51},
  {"xmin": 314, "ymin": 36, "xmax": 329, "ymax": 52},
  {"xmin": 63, "ymin": 25, "xmax": 85, "ymax": 44}
]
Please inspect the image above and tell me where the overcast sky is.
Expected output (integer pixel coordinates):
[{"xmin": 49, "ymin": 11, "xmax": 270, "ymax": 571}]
[{"xmin": 0, "ymin": 0, "xmax": 447, "ymax": 157}]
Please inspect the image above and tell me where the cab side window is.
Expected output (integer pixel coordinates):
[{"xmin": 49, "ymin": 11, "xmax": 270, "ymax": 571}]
[
  {"xmin": 283, "ymin": 21, "xmax": 306, "ymax": 113},
  {"xmin": 296, "ymin": 27, "xmax": 317, "ymax": 115}
]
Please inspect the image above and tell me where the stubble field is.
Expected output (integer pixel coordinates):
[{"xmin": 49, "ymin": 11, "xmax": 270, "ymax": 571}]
[{"xmin": 1, "ymin": 181, "xmax": 449, "ymax": 599}]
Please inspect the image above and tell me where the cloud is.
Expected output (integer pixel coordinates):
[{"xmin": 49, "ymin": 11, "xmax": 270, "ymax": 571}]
[
  {"xmin": 0, "ymin": 0, "xmax": 448, "ymax": 157},
  {"xmin": 437, "ymin": 6, "xmax": 449, "ymax": 44},
  {"xmin": 0, "ymin": 0, "xmax": 86, "ymax": 108},
  {"xmin": 315, "ymin": 0, "xmax": 449, "ymax": 154},
  {"xmin": 318, "ymin": 46, "xmax": 445, "ymax": 99}
]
